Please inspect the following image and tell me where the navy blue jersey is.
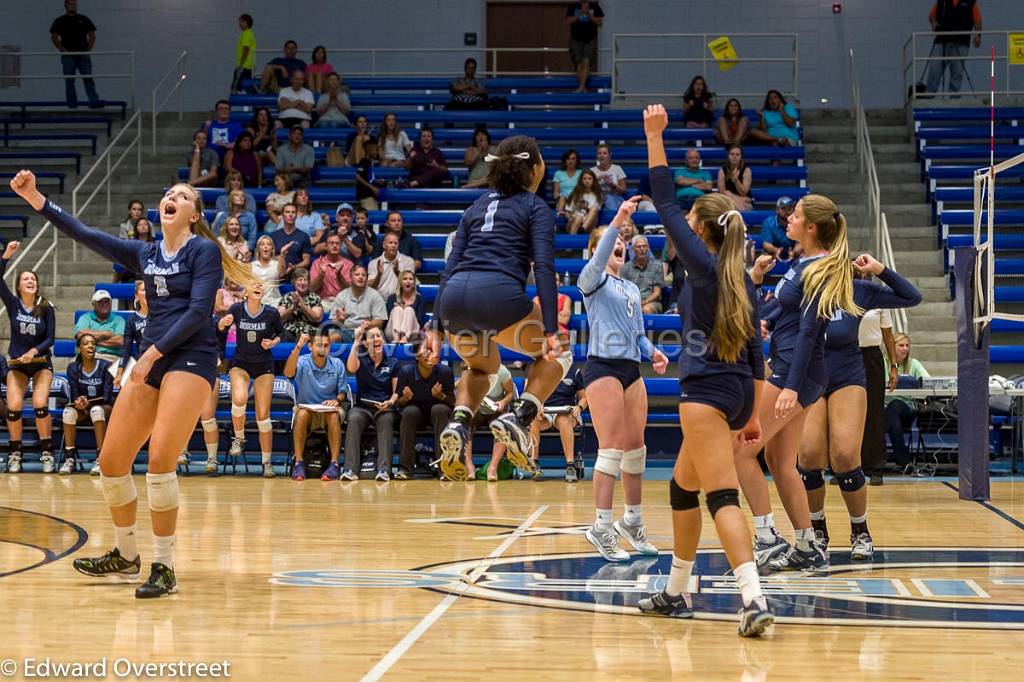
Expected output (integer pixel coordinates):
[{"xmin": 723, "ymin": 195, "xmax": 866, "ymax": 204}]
[
  {"xmin": 395, "ymin": 359, "xmax": 455, "ymax": 410},
  {"xmin": 440, "ymin": 190, "xmax": 558, "ymax": 333},
  {"xmin": 650, "ymin": 166, "xmax": 764, "ymax": 381},
  {"xmin": 119, "ymin": 312, "xmax": 149, "ymax": 368},
  {"xmin": 67, "ymin": 359, "xmax": 114, "ymax": 404},
  {"xmin": 227, "ymin": 301, "xmax": 283, "ymax": 364},
  {"xmin": 545, "ymin": 367, "xmax": 585, "ymax": 407},
  {"xmin": 40, "ymin": 199, "xmax": 222, "ymax": 358},
  {"xmin": 0, "ymin": 258, "xmax": 55, "ymax": 360},
  {"xmin": 356, "ymin": 352, "xmax": 399, "ymax": 405},
  {"xmin": 768, "ymin": 255, "xmax": 828, "ymax": 391},
  {"xmin": 270, "ymin": 227, "xmax": 313, "ymax": 269}
]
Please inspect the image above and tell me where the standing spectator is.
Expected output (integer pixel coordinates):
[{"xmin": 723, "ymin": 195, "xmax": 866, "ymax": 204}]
[
  {"xmin": 477, "ymin": 364, "xmax": 517, "ymax": 481},
  {"xmin": 74, "ymin": 289, "xmax": 125, "ymax": 362},
  {"xmin": 224, "ymin": 131, "xmax": 262, "ymax": 188},
  {"xmin": 406, "ymin": 128, "xmax": 448, "ymax": 188},
  {"xmin": 351, "ymin": 207, "xmax": 377, "ymax": 261},
  {"xmin": 760, "ymin": 196, "xmax": 800, "ymax": 261},
  {"xmin": 463, "ymin": 128, "xmax": 495, "ymax": 188},
  {"xmin": 231, "ymin": 14, "xmax": 256, "ymax": 93},
  {"xmin": 528, "ymin": 366, "xmax": 587, "ymax": 478},
  {"xmin": 346, "ymin": 114, "xmax": 373, "ymax": 166},
  {"xmin": 269, "ymin": 204, "xmax": 313, "ymax": 277},
  {"xmin": 446, "ymin": 58, "xmax": 488, "ymax": 110},
  {"xmin": 378, "ymin": 113, "xmax": 413, "ymax": 167},
  {"xmin": 620, "ymin": 235, "xmax": 664, "ymax": 314},
  {"xmin": 59, "ymin": 333, "xmax": 114, "ymax": 475},
  {"xmin": 859, "ymin": 286, "xmax": 898, "ymax": 486},
  {"xmin": 565, "ymin": 1, "xmax": 604, "ymax": 92},
  {"xmin": 315, "ymin": 72, "xmax": 351, "ymax": 128},
  {"xmin": 277, "ymin": 70, "xmax": 315, "ymax": 129},
  {"xmin": 672, "ymin": 147, "xmax": 712, "ymax": 208},
  {"xmin": 216, "ymin": 215, "xmax": 253, "ymax": 263},
  {"xmin": 383, "ymin": 211, "xmax": 423, "ymax": 270},
  {"xmin": 925, "ymin": 0, "xmax": 982, "ymax": 95},
  {"xmin": 49, "ymin": 0, "xmax": 100, "ymax": 108},
  {"xmin": 251, "ymin": 236, "xmax": 286, "ymax": 307},
  {"xmin": 278, "ymin": 268, "xmax": 324, "ymax": 342},
  {"xmin": 310, "ymin": 232, "xmax": 353, "ymax": 315},
  {"xmin": 332, "ymin": 265, "xmax": 387, "ymax": 342},
  {"xmin": 553, "ymin": 149, "xmax": 582, "ymax": 215},
  {"xmin": 748, "ymin": 90, "xmax": 799, "ymax": 147},
  {"xmin": 884, "ymin": 333, "xmax": 930, "ymax": 472},
  {"xmin": 564, "ymin": 169, "xmax": 602, "ymax": 234},
  {"xmin": 118, "ymin": 199, "xmax": 144, "ymax": 239},
  {"xmin": 276, "ymin": 126, "xmax": 315, "ymax": 188},
  {"xmin": 259, "ymin": 40, "xmax": 306, "ymax": 94},
  {"xmin": 264, "ymin": 171, "xmax": 295, "ymax": 227},
  {"xmin": 717, "ymin": 144, "xmax": 753, "ymax": 211},
  {"xmin": 212, "ymin": 189, "xmax": 258, "ymax": 251},
  {"xmin": 716, "ymin": 98, "xmax": 750, "ymax": 145},
  {"xmin": 591, "ymin": 144, "xmax": 627, "ymax": 210},
  {"xmin": 394, "ymin": 341, "xmax": 455, "ymax": 479},
  {"xmin": 306, "ymin": 46, "xmax": 335, "ymax": 93},
  {"xmin": 344, "ymin": 324, "xmax": 400, "ymax": 481},
  {"xmin": 187, "ymin": 130, "xmax": 220, "ymax": 187},
  {"xmin": 248, "ymin": 107, "xmax": 279, "ymax": 166},
  {"xmin": 385, "ymin": 271, "xmax": 426, "ymax": 342},
  {"xmin": 203, "ymin": 100, "xmax": 244, "ymax": 162},
  {"xmin": 216, "ymin": 171, "xmax": 258, "ymax": 214},
  {"xmin": 368, "ymin": 232, "xmax": 415, "ymax": 296},
  {"xmin": 682, "ymin": 75, "xmax": 714, "ymax": 128},
  {"xmin": 355, "ymin": 137, "xmax": 382, "ymax": 210}
]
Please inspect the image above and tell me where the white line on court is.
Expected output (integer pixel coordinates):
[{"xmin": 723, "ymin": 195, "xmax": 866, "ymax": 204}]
[{"xmin": 360, "ymin": 505, "xmax": 548, "ymax": 682}]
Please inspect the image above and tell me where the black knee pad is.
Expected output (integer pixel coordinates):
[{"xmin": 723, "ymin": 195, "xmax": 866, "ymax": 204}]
[
  {"xmin": 6, "ymin": 410, "xmax": 21, "ymax": 423},
  {"xmin": 705, "ymin": 488, "xmax": 740, "ymax": 518},
  {"xmin": 835, "ymin": 467, "xmax": 866, "ymax": 492},
  {"xmin": 798, "ymin": 465, "xmax": 825, "ymax": 491},
  {"xmin": 34, "ymin": 407, "xmax": 49, "ymax": 419},
  {"xmin": 669, "ymin": 478, "xmax": 700, "ymax": 511}
]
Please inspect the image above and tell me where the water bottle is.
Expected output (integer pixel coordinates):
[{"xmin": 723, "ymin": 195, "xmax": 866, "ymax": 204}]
[{"xmin": 563, "ymin": 270, "xmax": 571, "ymax": 287}]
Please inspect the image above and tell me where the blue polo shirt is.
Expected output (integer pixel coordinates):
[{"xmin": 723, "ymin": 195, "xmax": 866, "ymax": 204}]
[
  {"xmin": 270, "ymin": 227, "xmax": 313, "ymax": 268},
  {"xmin": 356, "ymin": 352, "xmax": 399, "ymax": 405},
  {"xmin": 294, "ymin": 354, "xmax": 349, "ymax": 404},
  {"xmin": 761, "ymin": 214, "xmax": 797, "ymax": 252},
  {"xmin": 395, "ymin": 359, "xmax": 455, "ymax": 411},
  {"xmin": 673, "ymin": 167, "xmax": 712, "ymax": 201}
]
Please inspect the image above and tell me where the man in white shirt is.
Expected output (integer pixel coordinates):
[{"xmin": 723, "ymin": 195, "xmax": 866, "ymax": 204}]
[
  {"xmin": 277, "ymin": 69, "xmax": 314, "ymax": 129},
  {"xmin": 858, "ymin": 308, "xmax": 897, "ymax": 486},
  {"xmin": 367, "ymin": 232, "xmax": 415, "ymax": 297},
  {"xmin": 592, "ymin": 143, "xmax": 627, "ymax": 211}
]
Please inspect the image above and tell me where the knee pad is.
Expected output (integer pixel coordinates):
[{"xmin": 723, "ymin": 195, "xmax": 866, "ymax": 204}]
[
  {"xmin": 256, "ymin": 418, "xmax": 272, "ymax": 433},
  {"xmin": 100, "ymin": 472, "xmax": 137, "ymax": 508},
  {"xmin": 594, "ymin": 448, "xmax": 623, "ymax": 478},
  {"xmin": 835, "ymin": 467, "xmax": 866, "ymax": 492},
  {"xmin": 620, "ymin": 445, "xmax": 647, "ymax": 475},
  {"xmin": 231, "ymin": 404, "xmax": 247, "ymax": 419},
  {"xmin": 556, "ymin": 350, "xmax": 573, "ymax": 379},
  {"xmin": 6, "ymin": 410, "xmax": 21, "ymax": 423},
  {"xmin": 798, "ymin": 466, "xmax": 825, "ymax": 491},
  {"xmin": 487, "ymin": 373, "xmax": 500, "ymax": 394},
  {"xmin": 89, "ymin": 405, "xmax": 106, "ymax": 423},
  {"xmin": 62, "ymin": 406, "xmax": 79, "ymax": 426},
  {"xmin": 201, "ymin": 418, "xmax": 218, "ymax": 433},
  {"xmin": 669, "ymin": 478, "xmax": 700, "ymax": 511},
  {"xmin": 34, "ymin": 406, "xmax": 48, "ymax": 419},
  {"xmin": 146, "ymin": 471, "xmax": 180, "ymax": 512},
  {"xmin": 705, "ymin": 488, "xmax": 740, "ymax": 519}
]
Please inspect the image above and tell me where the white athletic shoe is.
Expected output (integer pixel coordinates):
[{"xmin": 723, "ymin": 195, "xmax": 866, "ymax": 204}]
[
  {"xmin": 90, "ymin": 461, "xmax": 101, "ymax": 476},
  {"xmin": 585, "ymin": 524, "xmax": 630, "ymax": 562},
  {"xmin": 41, "ymin": 454, "xmax": 55, "ymax": 474},
  {"xmin": 613, "ymin": 519, "xmax": 659, "ymax": 556},
  {"xmin": 59, "ymin": 456, "xmax": 76, "ymax": 475},
  {"xmin": 204, "ymin": 458, "xmax": 218, "ymax": 475},
  {"xmin": 229, "ymin": 438, "xmax": 244, "ymax": 458},
  {"xmin": 850, "ymin": 532, "xmax": 874, "ymax": 561},
  {"xmin": 8, "ymin": 453, "xmax": 23, "ymax": 474},
  {"xmin": 177, "ymin": 451, "xmax": 189, "ymax": 467},
  {"xmin": 262, "ymin": 463, "xmax": 276, "ymax": 479}
]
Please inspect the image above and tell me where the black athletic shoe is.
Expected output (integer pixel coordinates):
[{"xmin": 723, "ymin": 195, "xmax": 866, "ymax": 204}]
[
  {"xmin": 135, "ymin": 562, "xmax": 178, "ymax": 599},
  {"xmin": 490, "ymin": 399, "xmax": 538, "ymax": 473},
  {"xmin": 811, "ymin": 517, "xmax": 830, "ymax": 549},
  {"xmin": 738, "ymin": 598, "xmax": 775, "ymax": 638},
  {"xmin": 637, "ymin": 590, "xmax": 694, "ymax": 618},
  {"xmin": 438, "ymin": 418, "xmax": 470, "ymax": 481},
  {"xmin": 73, "ymin": 547, "xmax": 141, "ymax": 582}
]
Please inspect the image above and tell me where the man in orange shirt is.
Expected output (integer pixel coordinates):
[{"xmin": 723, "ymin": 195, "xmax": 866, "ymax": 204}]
[{"xmin": 925, "ymin": 0, "xmax": 982, "ymax": 95}]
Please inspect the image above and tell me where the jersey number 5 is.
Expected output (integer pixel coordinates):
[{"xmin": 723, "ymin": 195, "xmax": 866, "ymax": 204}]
[{"xmin": 481, "ymin": 199, "xmax": 500, "ymax": 232}]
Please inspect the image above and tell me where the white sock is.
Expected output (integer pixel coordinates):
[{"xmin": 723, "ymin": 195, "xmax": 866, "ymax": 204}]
[
  {"xmin": 153, "ymin": 533, "xmax": 175, "ymax": 569},
  {"xmin": 754, "ymin": 513, "xmax": 776, "ymax": 542},
  {"xmin": 262, "ymin": 452, "xmax": 272, "ymax": 465},
  {"xmin": 595, "ymin": 508, "xmax": 613, "ymax": 532},
  {"xmin": 205, "ymin": 442, "xmax": 218, "ymax": 459},
  {"xmin": 521, "ymin": 392, "xmax": 543, "ymax": 411},
  {"xmin": 234, "ymin": 429, "xmax": 245, "ymax": 441},
  {"xmin": 666, "ymin": 555, "xmax": 694, "ymax": 596},
  {"xmin": 623, "ymin": 504, "xmax": 642, "ymax": 526},
  {"xmin": 734, "ymin": 561, "xmax": 765, "ymax": 608},
  {"xmin": 795, "ymin": 527, "xmax": 815, "ymax": 551},
  {"xmin": 115, "ymin": 523, "xmax": 139, "ymax": 562},
  {"xmin": 849, "ymin": 512, "xmax": 867, "ymax": 524},
  {"xmin": 810, "ymin": 509, "xmax": 826, "ymax": 521}
]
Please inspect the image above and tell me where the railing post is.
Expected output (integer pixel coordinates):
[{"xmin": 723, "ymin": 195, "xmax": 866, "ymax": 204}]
[
  {"xmin": 151, "ymin": 87, "xmax": 157, "ymax": 156},
  {"xmin": 106, "ymin": 153, "xmax": 111, "ymax": 217},
  {"xmin": 137, "ymin": 112, "xmax": 142, "ymax": 174}
]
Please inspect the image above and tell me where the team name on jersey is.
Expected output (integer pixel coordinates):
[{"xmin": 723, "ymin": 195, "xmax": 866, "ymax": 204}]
[
  {"xmin": 238, "ymin": 320, "xmax": 267, "ymax": 331},
  {"xmin": 15, "ymin": 310, "xmax": 41, "ymax": 326},
  {"xmin": 143, "ymin": 262, "xmax": 182, "ymax": 276}
]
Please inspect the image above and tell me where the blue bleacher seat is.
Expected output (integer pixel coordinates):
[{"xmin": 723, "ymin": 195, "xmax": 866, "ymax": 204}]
[
  {"xmin": 0, "ymin": 114, "xmax": 113, "ymax": 138},
  {"xmin": 0, "ymin": 151, "xmax": 81, "ymax": 174},
  {"xmin": 285, "ymin": 126, "xmax": 717, "ymax": 145},
  {"xmin": 0, "ymin": 171, "xmax": 65, "ymax": 194},
  {"xmin": 0, "ymin": 99, "xmax": 127, "ymax": 119},
  {"xmin": 913, "ymin": 107, "xmax": 1024, "ymax": 126},
  {"xmin": 240, "ymin": 75, "xmax": 612, "ymax": 92},
  {"xmin": 230, "ymin": 92, "xmax": 611, "ymax": 110},
  {"xmin": 0, "ymin": 132, "xmax": 96, "ymax": 155}
]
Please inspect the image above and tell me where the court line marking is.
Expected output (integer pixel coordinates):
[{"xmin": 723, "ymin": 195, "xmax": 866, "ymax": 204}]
[
  {"xmin": 941, "ymin": 481, "xmax": 1024, "ymax": 533},
  {"xmin": 360, "ymin": 505, "xmax": 547, "ymax": 682}
]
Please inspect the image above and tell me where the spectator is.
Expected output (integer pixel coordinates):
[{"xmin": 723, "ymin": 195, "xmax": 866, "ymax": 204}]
[
  {"xmin": 565, "ymin": 1, "xmax": 604, "ymax": 92},
  {"xmin": 278, "ymin": 268, "xmax": 324, "ymax": 342},
  {"xmin": 344, "ymin": 323, "xmax": 400, "ymax": 481},
  {"xmin": 217, "ymin": 215, "xmax": 253, "ymax": 263},
  {"xmin": 332, "ymin": 265, "xmax": 387, "ymax": 342},
  {"xmin": 378, "ymin": 113, "xmax": 413, "ymax": 168},
  {"xmin": 859, "ymin": 277, "xmax": 899, "ymax": 487},
  {"xmin": 310, "ymin": 232, "xmax": 353, "ymax": 315},
  {"xmin": 224, "ymin": 131, "xmax": 262, "ymax": 188},
  {"xmin": 617, "ymin": 218, "xmax": 637, "ymax": 258},
  {"xmin": 216, "ymin": 171, "xmax": 258, "ymax": 214},
  {"xmin": 621, "ymin": 234, "xmax": 664, "ymax": 314},
  {"xmin": 290, "ymin": 187, "xmax": 329, "ymax": 244},
  {"xmin": 350, "ymin": 207, "xmax": 376, "ymax": 260},
  {"xmin": 661, "ymin": 237, "xmax": 685, "ymax": 308},
  {"xmin": 118, "ymin": 199, "xmax": 144, "ymax": 238},
  {"xmin": 115, "ymin": 218, "xmax": 154, "ymax": 282},
  {"xmin": 748, "ymin": 89, "xmax": 799, "ymax": 147},
  {"xmin": 635, "ymin": 173, "xmax": 656, "ymax": 213},
  {"xmin": 369, "ymin": 232, "xmax": 416, "ymax": 296},
  {"xmin": 760, "ymin": 196, "xmax": 800, "ymax": 261},
  {"xmin": 528, "ymin": 366, "xmax": 587, "ymax": 477},
  {"xmin": 248, "ymin": 106, "xmax": 279, "ymax": 166},
  {"xmin": 283, "ymin": 330, "xmax": 349, "ymax": 482},
  {"xmin": 476, "ymin": 364, "xmax": 517, "ymax": 481},
  {"xmin": 276, "ymin": 125, "xmax": 315, "ymax": 187},
  {"xmin": 564, "ymin": 169, "xmax": 602, "ymax": 234},
  {"xmin": 251, "ymin": 236, "xmax": 286, "ymax": 307},
  {"xmin": 203, "ymin": 99, "xmax": 244, "ymax": 161},
  {"xmin": 672, "ymin": 147, "xmax": 712, "ymax": 208},
  {"xmin": 306, "ymin": 45, "xmax": 335, "ymax": 93},
  {"xmin": 553, "ymin": 149, "xmax": 582, "ymax": 215},
  {"xmin": 682, "ymin": 75, "xmax": 714, "ymax": 128},
  {"xmin": 265, "ymin": 171, "xmax": 295, "ymax": 226},
  {"xmin": 59, "ymin": 333, "xmax": 114, "ymax": 474},
  {"xmin": 270, "ymin": 203, "xmax": 313, "ymax": 277},
  {"xmin": 463, "ymin": 128, "xmax": 495, "ymax": 189},
  {"xmin": 215, "ymin": 278, "xmax": 246, "ymax": 317},
  {"xmin": 346, "ymin": 114, "xmax": 373, "ymax": 166},
  {"xmin": 446, "ymin": 58, "xmax": 488, "ymax": 110},
  {"xmin": 532, "ymin": 274, "xmax": 572, "ymax": 336},
  {"xmin": 925, "ymin": 1, "xmax": 983, "ymax": 95},
  {"xmin": 315, "ymin": 72, "xmax": 351, "ymax": 128},
  {"xmin": 884, "ymin": 333, "xmax": 930, "ymax": 472},
  {"xmin": 231, "ymin": 14, "xmax": 256, "ymax": 93},
  {"xmin": 354, "ymin": 136, "xmax": 382, "ymax": 211},
  {"xmin": 259, "ymin": 40, "xmax": 306, "ymax": 94},
  {"xmin": 591, "ymin": 144, "xmax": 627, "ymax": 210},
  {"xmin": 277, "ymin": 70, "xmax": 315, "ymax": 129},
  {"xmin": 113, "ymin": 280, "xmax": 147, "ymax": 391},
  {"xmin": 406, "ymin": 128, "xmax": 448, "ymax": 188},
  {"xmin": 394, "ymin": 339, "xmax": 455, "ymax": 479},
  {"xmin": 213, "ymin": 189, "xmax": 258, "ymax": 251},
  {"xmin": 187, "ymin": 129, "xmax": 220, "ymax": 187},
  {"xmin": 718, "ymin": 144, "xmax": 753, "ymax": 211},
  {"xmin": 385, "ymin": 270, "xmax": 426, "ymax": 342},
  {"xmin": 383, "ymin": 211, "xmax": 423, "ymax": 270},
  {"xmin": 313, "ymin": 202, "xmax": 365, "ymax": 258},
  {"xmin": 49, "ymin": 0, "xmax": 100, "ymax": 108},
  {"xmin": 74, "ymin": 289, "xmax": 125, "ymax": 362},
  {"xmin": 716, "ymin": 97, "xmax": 750, "ymax": 145}
]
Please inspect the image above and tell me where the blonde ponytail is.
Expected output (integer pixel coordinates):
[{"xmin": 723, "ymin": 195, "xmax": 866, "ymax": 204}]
[
  {"xmin": 799, "ymin": 195, "xmax": 861, "ymax": 319},
  {"xmin": 187, "ymin": 187, "xmax": 261, "ymax": 290}
]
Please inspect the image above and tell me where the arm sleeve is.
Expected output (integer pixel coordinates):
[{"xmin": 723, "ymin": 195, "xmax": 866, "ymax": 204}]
[
  {"xmin": 38, "ymin": 198, "xmax": 143, "ymax": 273},
  {"xmin": 637, "ymin": 334, "xmax": 655, "ymax": 361},
  {"xmin": 860, "ymin": 268, "xmax": 923, "ymax": 310},
  {"xmin": 578, "ymin": 223, "xmax": 618, "ymax": 294},
  {"xmin": 119, "ymin": 321, "xmax": 135, "ymax": 368},
  {"xmin": 270, "ymin": 308, "xmax": 285, "ymax": 337},
  {"xmin": 102, "ymin": 366, "xmax": 114, "ymax": 404},
  {"xmin": 649, "ymin": 166, "xmax": 716, "ymax": 280},
  {"xmin": 530, "ymin": 199, "xmax": 560, "ymax": 334},
  {"xmin": 67, "ymin": 364, "xmax": 81, "ymax": 401},
  {"xmin": 0, "ymin": 258, "xmax": 17, "ymax": 312},
  {"xmin": 34, "ymin": 304, "xmax": 55, "ymax": 356},
  {"xmin": 784, "ymin": 297, "xmax": 826, "ymax": 393},
  {"xmin": 414, "ymin": 295, "xmax": 427, "ymax": 326},
  {"xmin": 437, "ymin": 210, "xmax": 473, "ymax": 319},
  {"xmin": 746, "ymin": 290, "xmax": 766, "ymax": 380},
  {"xmin": 151, "ymin": 240, "xmax": 222, "ymax": 355}
]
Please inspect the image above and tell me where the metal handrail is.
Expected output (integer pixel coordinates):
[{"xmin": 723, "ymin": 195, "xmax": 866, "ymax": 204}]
[
  {"xmin": 151, "ymin": 51, "xmax": 188, "ymax": 155},
  {"xmin": 0, "ymin": 50, "xmax": 136, "ymax": 109},
  {"xmin": 902, "ymin": 30, "xmax": 1024, "ymax": 102}
]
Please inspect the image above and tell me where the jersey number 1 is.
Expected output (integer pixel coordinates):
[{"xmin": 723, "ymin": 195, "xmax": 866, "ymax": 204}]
[{"xmin": 481, "ymin": 200, "xmax": 499, "ymax": 232}]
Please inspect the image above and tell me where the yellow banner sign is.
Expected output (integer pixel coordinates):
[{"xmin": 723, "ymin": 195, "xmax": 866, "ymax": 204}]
[
  {"xmin": 708, "ymin": 36, "xmax": 739, "ymax": 72},
  {"xmin": 1010, "ymin": 34, "xmax": 1024, "ymax": 65}
]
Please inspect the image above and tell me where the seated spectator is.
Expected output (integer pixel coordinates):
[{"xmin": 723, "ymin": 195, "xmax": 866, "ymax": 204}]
[
  {"xmin": 283, "ymin": 330, "xmax": 349, "ymax": 482},
  {"xmin": 187, "ymin": 129, "xmax": 219, "ymax": 187},
  {"xmin": 635, "ymin": 173, "xmax": 656, "ymax": 213},
  {"xmin": 617, "ymin": 217, "xmax": 637, "ymax": 257},
  {"xmin": 314, "ymin": 202, "xmax": 360, "ymax": 258},
  {"xmin": 716, "ymin": 97, "xmax": 750, "ymax": 145},
  {"xmin": 760, "ymin": 196, "xmax": 800, "ymax": 261},
  {"xmin": 673, "ymin": 148, "xmax": 712, "ymax": 208},
  {"xmin": 59, "ymin": 333, "xmax": 114, "ymax": 475},
  {"xmin": 592, "ymin": 144, "xmax": 627, "ymax": 210},
  {"xmin": 385, "ymin": 270, "xmax": 426, "ymax": 342},
  {"xmin": 224, "ymin": 131, "xmax": 262, "ymax": 188},
  {"xmin": 475, "ymin": 364, "xmax": 517, "ymax": 481},
  {"xmin": 332, "ymin": 265, "xmax": 386, "ymax": 342},
  {"xmin": 216, "ymin": 170, "xmax": 258, "ymax": 214},
  {"xmin": 269, "ymin": 203, "xmax": 313, "ymax": 277},
  {"xmin": 212, "ymin": 189, "xmax": 259, "ymax": 250},
  {"xmin": 621, "ymin": 234, "xmax": 664, "ymax": 314},
  {"xmin": 884, "ymin": 333, "xmax": 930, "ymax": 473},
  {"xmin": 682, "ymin": 75, "xmax": 714, "ymax": 128},
  {"xmin": 344, "ymin": 323, "xmax": 400, "ymax": 481},
  {"xmin": 230, "ymin": 14, "xmax": 256, "ymax": 94},
  {"xmin": 278, "ymin": 268, "xmax": 323, "ymax": 342},
  {"xmin": 306, "ymin": 45, "xmax": 335, "ymax": 93},
  {"xmin": 251, "ymin": 236, "xmax": 286, "ymax": 307},
  {"xmin": 348, "ymin": 136, "xmax": 381, "ymax": 212},
  {"xmin": 565, "ymin": 169, "xmax": 602, "ymax": 234},
  {"xmin": 346, "ymin": 114, "xmax": 373, "ymax": 166},
  {"xmin": 203, "ymin": 99, "xmax": 244, "ymax": 161},
  {"xmin": 532, "ymin": 274, "xmax": 571, "ymax": 336},
  {"xmin": 394, "ymin": 338, "xmax": 455, "ymax": 479},
  {"xmin": 74, "ymin": 290, "xmax": 125, "ymax": 362},
  {"xmin": 406, "ymin": 128, "xmax": 448, "ymax": 188},
  {"xmin": 217, "ymin": 215, "xmax": 253, "ymax": 263},
  {"xmin": 661, "ymin": 237, "xmax": 685, "ymax": 308},
  {"xmin": 248, "ymin": 106, "xmax": 279, "ymax": 166},
  {"xmin": 718, "ymin": 144, "xmax": 753, "ymax": 211},
  {"xmin": 553, "ymin": 149, "xmax": 582, "ymax": 215},
  {"xmin": 265, "ymin": 171, "xmax": 295, "ymax": 227},
  {"xmin": 383, "ymin": 211, "xmax": 423, "ymax": 270},
  {"xmin": 528, "ymin": 366, "xmax": 586, "ymax": 479},
  {"xmin": 276, "ymin": 125, "xmax": 315, "ymax": 188},
  {"xmin": 292, "ymin": 187, "xmax": 329, "ymax": 243},
  {"xmin": 310, "ymin": 232, "xmax": 352, "ymax": 315},
  {"xmin": 369, "ymin": 232, "xmax": 416, "ymax": 297},
  {"xmin": 215, "ymin": 278, "xmax": 246, "ymax": 316},
  {"xmin": 463, "ymin": 128, "xmax": 495, "ymax": 189},
  {"xmin": 350, "ymin": 207, "xmax": 376, "ymax": 260},
  {"xmin": 315, "ymin": 72, "xmax": 351, "ymax": 128},
  {"xmin": 378, "ymin": 112, "xmax": 413, "ymax": 167},
  {"xmin": 260, "ymin": 40, "xmax": 306, "ymax": 94},
  {"xmin": 748, "ymin": 89, "xmax": 799, "ymax": 147},
  {"xmin": 116, "ymin": 218, "xmax": 154, "ymax": 281},
  {"xmin": 118, "ymin": 199, "xmax": 144, "ymax": 238},
  {"xmin": 277, "ymin": 70, "xmax": 315, "ymax": 129},
  {"xmin": 446, "ymin": 58, "xmax": 488, "ymax": 110}
]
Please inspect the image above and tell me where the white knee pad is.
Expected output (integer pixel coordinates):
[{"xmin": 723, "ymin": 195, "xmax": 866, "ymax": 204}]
[
  {"xmin": 621, "ymin": 445, "xmax": 647, "ymax": 475},
  {"xmin": 594, "ymin": 448, "xmax": 623, "ymax": 478},
  {"xmin": 89, "ymin": 405, "xmax": 106, "ymax": 423},
  {"xmin": 147, "ymin": 471, "xmax": 179, "ymax": 512},
  {"xmin": 231, "ymin": 404, "xmax": 247, "ymax": 418},
  {"xmin": 556, "ymin": 350, "xmax": 573, "ymax": 379},
  {"xmin": 100, "ymin": 472, "xmax": 137, "ymax": 508},
  {"xmin": 487, "ymin": 373, "xmax": 500, "ymax": 394},
  {"xmin": 256, "ymin": 418, "xmax": 272, "ymax": 433},
  {"xmin": 62, "ymin": 406, "xmax": 78, "ymax": 425},
  {"xmin": 201, "ymin": 418, "xmax": 218, "ymax": 433}
]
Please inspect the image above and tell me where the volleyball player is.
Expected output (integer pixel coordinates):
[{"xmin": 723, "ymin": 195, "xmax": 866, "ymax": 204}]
[
  {"xmin": 577, "ymin": 201, "xmax": 668, "ymax": 562},
  {"xmin": 795, "ymin": 254, "xmax": 920, "ymax": 559},
  {"xmin": 60, "ymin": 333, "xmax": 114, "ymax": 474},
  {"xmin": 10, "ymin": 170, "xmax": 258, "ymax": 598},
  {"xmin": 218, "ymin": 283, "xmax": 284, "ymax": 478},
  {"xmin": 635, "ymin": 105, "xmax": 773, "ymax": 636},
  {"xmin": 0, "ymin": 240, "xmax": 55, "ymax": 474},
  {"xmin": 432, "ymin": 136, "xmax": 571, "ymax": 479},
  {"xmin": 114, "ymin": 281, "xmax": 149, "ymax": 389}
]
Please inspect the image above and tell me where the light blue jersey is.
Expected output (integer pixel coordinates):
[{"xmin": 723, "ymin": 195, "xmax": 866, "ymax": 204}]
[{"xmin": 578, "ymin": 225, "xmax": 655, "ymax": 362}]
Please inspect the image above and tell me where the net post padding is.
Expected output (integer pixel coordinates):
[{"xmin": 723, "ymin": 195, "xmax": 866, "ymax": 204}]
[{"xmin": 955, "ymin": 247, "xmax": 990, "ymax": 502}]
